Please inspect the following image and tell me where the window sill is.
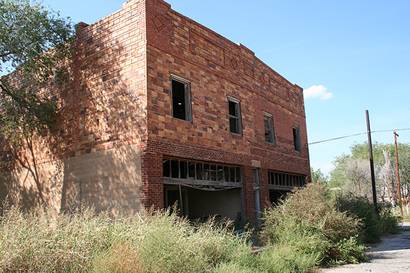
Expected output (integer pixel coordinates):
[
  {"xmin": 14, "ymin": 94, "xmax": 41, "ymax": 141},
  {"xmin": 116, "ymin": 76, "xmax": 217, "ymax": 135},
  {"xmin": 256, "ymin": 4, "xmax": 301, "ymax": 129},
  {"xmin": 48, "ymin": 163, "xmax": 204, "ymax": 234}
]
[
  {"xmin": 229, "ymin": 132, "xmax": 243, "ymax": 138},
  {"xmin": 172, "ymin": 117, "xmax": 193, "ymax": 124}
]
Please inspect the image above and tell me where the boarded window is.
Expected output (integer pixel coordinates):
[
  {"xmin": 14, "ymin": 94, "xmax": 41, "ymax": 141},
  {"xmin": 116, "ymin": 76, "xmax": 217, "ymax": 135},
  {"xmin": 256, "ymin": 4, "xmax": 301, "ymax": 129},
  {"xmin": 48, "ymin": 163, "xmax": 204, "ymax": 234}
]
[
  {"xmin": 228, "ymin": 98, "xmax": 242, "ymax": 134},
  {"xmin": 264, "ymin": 114, "xmax": 275, "ymax": 144},
  {"xmin": 293, "ymin": 127, "xmax": 301, "ymax": 152},
  {"xmin": 172, "ymin": 77, "xmax": 191, "ymax": 121}
]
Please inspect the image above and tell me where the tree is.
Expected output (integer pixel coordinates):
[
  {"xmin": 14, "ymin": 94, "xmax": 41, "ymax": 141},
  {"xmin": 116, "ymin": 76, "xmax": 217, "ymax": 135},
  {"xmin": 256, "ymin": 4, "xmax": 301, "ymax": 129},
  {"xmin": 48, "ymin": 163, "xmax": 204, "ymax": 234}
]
[
  {"xmin": 311, "ymin": 168, "xmax": 328, "ymax": 184},
  {"xmin": 0, "ymin": 0, "xmax": 73, "ymax": 205},
  {"xmin": 329, "ymin": 142, "xmax": 410, "ymax": 203}
]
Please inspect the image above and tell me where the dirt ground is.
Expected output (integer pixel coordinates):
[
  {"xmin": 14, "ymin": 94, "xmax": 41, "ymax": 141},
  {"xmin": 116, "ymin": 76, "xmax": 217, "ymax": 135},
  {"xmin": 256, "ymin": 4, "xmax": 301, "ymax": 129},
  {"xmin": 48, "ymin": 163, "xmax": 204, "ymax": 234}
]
[{"xmin": 320, "ymin": 223, "xmax": 410, "ymax": 273}]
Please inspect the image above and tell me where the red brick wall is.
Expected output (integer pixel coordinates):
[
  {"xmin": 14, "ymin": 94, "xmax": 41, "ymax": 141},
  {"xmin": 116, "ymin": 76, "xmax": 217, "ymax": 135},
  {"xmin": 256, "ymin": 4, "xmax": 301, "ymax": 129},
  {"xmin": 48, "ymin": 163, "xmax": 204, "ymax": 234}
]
[
  {"xmin": 144, "ymin": 0, "xmax": 310, "ymax": 219},
  {"xmin": 1, "ymin": 0, "xmax": 150, "ymax": 213},
  {"xmin": 1, "ymin": 0, "xmax": 310, "ymax": 219}
]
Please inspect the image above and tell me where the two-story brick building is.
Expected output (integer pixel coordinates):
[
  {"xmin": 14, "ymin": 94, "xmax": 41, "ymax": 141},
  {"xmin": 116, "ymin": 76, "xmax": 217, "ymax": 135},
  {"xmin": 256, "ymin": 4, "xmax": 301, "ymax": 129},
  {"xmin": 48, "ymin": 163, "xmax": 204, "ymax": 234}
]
[{"xmin": 0, "ymin": 0, "xmax": 310, "ymax": 222}]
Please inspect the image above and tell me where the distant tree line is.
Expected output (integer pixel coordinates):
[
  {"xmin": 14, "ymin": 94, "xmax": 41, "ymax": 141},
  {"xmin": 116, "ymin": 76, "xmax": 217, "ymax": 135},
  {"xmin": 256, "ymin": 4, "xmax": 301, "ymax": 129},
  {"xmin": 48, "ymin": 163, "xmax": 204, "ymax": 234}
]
[{"xmin": 311, "ymin": 142, "xmax": 410, "ymax": 207}]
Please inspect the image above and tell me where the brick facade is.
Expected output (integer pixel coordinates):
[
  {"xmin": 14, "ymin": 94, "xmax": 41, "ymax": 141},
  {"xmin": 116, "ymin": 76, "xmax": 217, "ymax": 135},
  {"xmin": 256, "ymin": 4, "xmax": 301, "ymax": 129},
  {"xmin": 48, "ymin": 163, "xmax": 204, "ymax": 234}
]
[{"xmin": 0, "ymin": 0, "xmax": 310, "ymax": 221}]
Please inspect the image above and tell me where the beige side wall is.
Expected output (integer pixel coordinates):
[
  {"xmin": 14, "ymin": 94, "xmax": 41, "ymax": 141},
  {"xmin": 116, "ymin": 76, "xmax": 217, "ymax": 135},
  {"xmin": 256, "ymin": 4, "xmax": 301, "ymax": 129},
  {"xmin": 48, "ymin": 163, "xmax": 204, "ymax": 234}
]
[
  {"xmin": 1, "ymin": 144, "xmax": 143, "ymax": 215},
  {"xmin": 61, "ymin": 144, "xmax": 143, "ymax": 215}
]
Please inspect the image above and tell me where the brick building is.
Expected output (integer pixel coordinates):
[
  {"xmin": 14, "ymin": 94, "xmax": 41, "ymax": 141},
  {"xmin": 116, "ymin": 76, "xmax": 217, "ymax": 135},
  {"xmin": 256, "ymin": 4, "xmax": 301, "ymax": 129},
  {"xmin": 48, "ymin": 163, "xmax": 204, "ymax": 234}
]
[{"xmin": 0, "ymin": 0, "xmax": 310, "ymax": 222}]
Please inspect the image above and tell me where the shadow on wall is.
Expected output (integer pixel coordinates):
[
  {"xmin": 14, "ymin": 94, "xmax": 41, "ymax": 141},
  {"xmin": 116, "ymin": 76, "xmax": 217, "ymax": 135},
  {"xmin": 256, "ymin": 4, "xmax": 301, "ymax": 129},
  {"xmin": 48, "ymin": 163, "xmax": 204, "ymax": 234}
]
[{"xmin": 1, "ymin": 16, "xmax": 147, "ymax": 215}]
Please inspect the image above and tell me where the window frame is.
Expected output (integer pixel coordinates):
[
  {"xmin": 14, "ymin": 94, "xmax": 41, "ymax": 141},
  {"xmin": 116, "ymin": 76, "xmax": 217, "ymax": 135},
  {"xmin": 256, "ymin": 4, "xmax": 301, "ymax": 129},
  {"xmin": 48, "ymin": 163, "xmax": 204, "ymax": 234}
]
[
  {"xmin": 227, "ymin": 96, "xmax": 242, "ymax": 135},
  {"xmin": 263, "ymin": 112, "xmax": 276, "ymax": 145},
  {"xmin": 293, "ymin": 126, "xmax": 301, "ymax": 152},
  {"xmin": 170, "ymin": 74, "xmax": 192, "ymax": 122}
]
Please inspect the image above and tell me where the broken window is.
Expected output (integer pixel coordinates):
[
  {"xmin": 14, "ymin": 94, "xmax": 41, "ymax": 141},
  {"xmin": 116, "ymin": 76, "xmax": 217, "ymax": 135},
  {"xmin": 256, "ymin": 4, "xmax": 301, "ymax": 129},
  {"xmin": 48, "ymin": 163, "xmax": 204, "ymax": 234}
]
[
  {"xmin": 163, "ymin": 158, "xmax": 242, "ymax": 183},
  {"xmin": 268, "ymin": 171, "xmax": 306, "ymax": 188},
  {"xmin": 163, "ymin": 159, "xmax": 170, "ymax": 177},
  {"xmin": 188, "ymin": 162, "xmax": 196, "ymax": 179},
  {"xmin": 172, "ymin": 76, "xmax": 192, "ymax": 121},
  {"xmin": 293, "ymin": 126, "xmax": 301, "ymax": 152},
  {"xmin": 196, "ymin": 163, "xmax": 203, "ymax": 180},
  {"xmin": 228, "ymin": 98, "xmax": 242, "ymax": 134},
  {"xmin": 264, "ymin": 113, "xmax": 275, "ymax": 144},
  {"xmin": 217, "ymin": 166, "xmax": 224, "ymax": 181},
  {"xmin": 180, "ymin": 161, "xmax": 188, "ymax": 179},
  {"xmin": 171, "ymin": 160, "xmax": 179, "ymax": 178}
]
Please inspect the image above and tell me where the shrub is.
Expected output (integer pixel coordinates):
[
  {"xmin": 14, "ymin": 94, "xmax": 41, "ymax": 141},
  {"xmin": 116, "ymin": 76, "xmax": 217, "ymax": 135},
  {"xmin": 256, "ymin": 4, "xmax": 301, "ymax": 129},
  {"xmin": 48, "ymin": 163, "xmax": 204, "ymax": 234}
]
[
  {"xmin": 336, "ymin": 195, "xmax": 399, "ymax": 243},
  {"xmin": 261, "ymin": 183, "xmax": 365, "ymax": 269},
  {"xmin": 257, "ymin": 244, "xmax": 319, "ymax": 273},
  {"xmin": 331, "ymin": 236, "xmax": 368, "ymax": 265},
  {"xmin": 212, "ymin": 263, "xmax": 259, "ymax": 273},
  {"xmin": 378, "ymin": 203, "xmax": 400, "ymax": 235}
]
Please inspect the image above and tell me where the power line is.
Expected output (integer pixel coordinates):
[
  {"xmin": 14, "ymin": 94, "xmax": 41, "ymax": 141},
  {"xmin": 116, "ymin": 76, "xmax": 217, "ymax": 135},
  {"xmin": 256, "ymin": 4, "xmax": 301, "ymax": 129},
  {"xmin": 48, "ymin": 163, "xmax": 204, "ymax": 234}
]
[{"xmin": 308, "ymin": 128, "xmax": 410, "ymax": 145}]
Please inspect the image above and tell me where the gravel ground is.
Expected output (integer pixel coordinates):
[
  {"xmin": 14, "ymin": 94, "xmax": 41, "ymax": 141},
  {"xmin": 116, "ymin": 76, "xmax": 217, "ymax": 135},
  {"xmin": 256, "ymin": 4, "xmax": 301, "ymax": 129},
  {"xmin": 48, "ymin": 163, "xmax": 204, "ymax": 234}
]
[{"xmin": 320, "ymin": 223, "xmax": 410, "ymax": 273}]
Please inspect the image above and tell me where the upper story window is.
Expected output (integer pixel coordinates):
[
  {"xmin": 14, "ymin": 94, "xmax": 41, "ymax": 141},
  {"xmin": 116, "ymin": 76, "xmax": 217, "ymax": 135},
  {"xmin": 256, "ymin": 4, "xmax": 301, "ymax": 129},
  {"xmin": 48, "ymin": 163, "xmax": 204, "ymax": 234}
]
[
  {"xmin": 228, "ymin": 97, "xmax": 242, "ymax": 134},
  {"xmin": 264, "ymin": 113, "xmax": 275, "ymax": 144},
  {"xmin": 171, "ymin": 76, "xmax": 192, "ymax": 121},
  {"xmin": 293, "ymin": 126, "xmax": 301, "ymax": 152}
]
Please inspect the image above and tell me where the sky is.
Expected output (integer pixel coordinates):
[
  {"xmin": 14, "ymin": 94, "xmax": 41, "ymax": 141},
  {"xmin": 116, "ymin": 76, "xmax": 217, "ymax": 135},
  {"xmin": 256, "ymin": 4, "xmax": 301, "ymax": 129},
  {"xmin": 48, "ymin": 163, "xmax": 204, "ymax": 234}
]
[{"xmin": 41, "ymin": 0, "xmax": 410, "ymax": 175}]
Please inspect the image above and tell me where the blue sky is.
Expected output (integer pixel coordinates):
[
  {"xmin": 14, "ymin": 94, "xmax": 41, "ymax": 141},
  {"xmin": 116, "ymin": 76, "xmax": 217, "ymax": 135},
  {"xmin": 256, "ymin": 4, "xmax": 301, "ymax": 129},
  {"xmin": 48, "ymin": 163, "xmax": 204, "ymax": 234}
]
[{"xmin": 42, "ymin": 0, "xmax": 410, "ymax": 175}]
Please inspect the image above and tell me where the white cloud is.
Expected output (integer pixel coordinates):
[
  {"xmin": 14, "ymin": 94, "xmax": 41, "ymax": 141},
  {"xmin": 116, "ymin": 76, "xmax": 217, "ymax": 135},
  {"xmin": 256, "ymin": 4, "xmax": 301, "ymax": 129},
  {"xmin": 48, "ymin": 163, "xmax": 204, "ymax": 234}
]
[{"xmin": 304, "ymin": 85, "xmax": 333, "ymax": 100}]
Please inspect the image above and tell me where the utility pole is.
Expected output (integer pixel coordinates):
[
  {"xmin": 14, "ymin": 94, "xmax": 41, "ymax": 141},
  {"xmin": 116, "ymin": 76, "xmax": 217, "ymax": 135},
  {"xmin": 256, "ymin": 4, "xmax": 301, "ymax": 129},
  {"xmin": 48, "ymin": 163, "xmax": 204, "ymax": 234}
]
[
  {"xmin": 366, "ymin": 110, "xmax": 378, "ymax": 214},
  {"xmin": 394, "ymin": 130, "xmax": 404, "ymax": 216}
]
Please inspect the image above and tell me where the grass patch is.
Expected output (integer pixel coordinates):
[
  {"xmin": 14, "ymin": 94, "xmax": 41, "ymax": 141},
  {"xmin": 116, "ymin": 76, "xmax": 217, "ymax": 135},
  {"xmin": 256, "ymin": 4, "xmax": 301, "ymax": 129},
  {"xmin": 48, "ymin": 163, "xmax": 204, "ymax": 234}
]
[
  {"xmin": 0, "ymin": 207, "xmax": 255, "ymax": 273},
  {"xmin": 0, "ymin": 184, "xmax": 400, "ymax": 273}
]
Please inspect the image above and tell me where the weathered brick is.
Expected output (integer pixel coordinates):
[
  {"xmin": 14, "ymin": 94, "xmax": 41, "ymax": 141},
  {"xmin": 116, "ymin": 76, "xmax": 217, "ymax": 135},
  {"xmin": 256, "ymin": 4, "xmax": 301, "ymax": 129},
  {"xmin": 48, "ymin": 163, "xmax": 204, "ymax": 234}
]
[{"xmin": 1, "ymin": 0, "xmax": 310, "ymax": 221}]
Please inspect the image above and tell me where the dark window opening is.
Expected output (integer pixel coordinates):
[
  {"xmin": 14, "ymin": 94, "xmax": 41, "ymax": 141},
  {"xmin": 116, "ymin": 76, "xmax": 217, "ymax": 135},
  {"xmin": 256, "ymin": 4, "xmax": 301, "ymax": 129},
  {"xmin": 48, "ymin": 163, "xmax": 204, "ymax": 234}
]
[
  {"xmin": 224, "ymin": 166, "xmax": 230, "ymax": 182},
  {"xmin": 228, "ymin": 99, "xmax": 241, "ymax": 134},
  {"xmin": 171, "ymin": 160, "xmax": 179, "ymax": 178},
  {"xmin": 172, "ymin": 78, "xmax": 191, "ymax": 121},
  {"xmin": 188, "ymin": 162, "xmax": 196, "ymax": 179},
  {"xmin": 204, "ymin": 164, "xmax": 210, "ymax": 180},
  {"xmin": 163, "ymin": 158, "xmax": 242, "ymax": 183},
  {"xmin": 264, "ymin": 114, "xmax": 275, "ymax": 144},
  {"xmin": 293, "ymin": 127, "xmax": 301, "ymax": 152},
  {"xmin": 163, "ymin": 159, "xmax": 170, "ymax": 177},
  {"xmin": 217, "ymin": 166, "xmax": 224, "ymax": 181},
  {"xmin": 229, "ymin": 167, "xmax": 236, "ymax": 183},
  {"xmin": 268, "ymin": 171, "xmax": 306, "ymax": 188},
  {"xmin": 180, "ymin": 161, "xmax": 188, "ymax": 179},
  {"xmin": 196, "ymin": 163, "xmax": 203, "ymax": 180}
]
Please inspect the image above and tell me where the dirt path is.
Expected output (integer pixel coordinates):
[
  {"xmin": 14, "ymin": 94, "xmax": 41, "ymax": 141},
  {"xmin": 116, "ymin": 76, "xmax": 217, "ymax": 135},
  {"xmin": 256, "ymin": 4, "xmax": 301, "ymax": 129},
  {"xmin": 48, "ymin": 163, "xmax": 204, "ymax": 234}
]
[{"xmin": 321, "ymin": 223, "xmax": 410, "ymax": 273}]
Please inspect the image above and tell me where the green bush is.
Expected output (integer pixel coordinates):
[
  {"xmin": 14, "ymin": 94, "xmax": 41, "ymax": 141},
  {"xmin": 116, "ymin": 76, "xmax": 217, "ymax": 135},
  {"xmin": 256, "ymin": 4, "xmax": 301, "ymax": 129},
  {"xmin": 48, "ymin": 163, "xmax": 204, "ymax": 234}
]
[
  {"xmin": 257, "ymin": 243, "xmax": 319, "ymax": 273},
  {"xmin": 261, "ymin": 183, "xmax": 366, "ymax": 270},
  {"xmin": 212, "ymin": 263, "xmax": 259, "ymax": 273},
  {"xmin": 336, "ymin": 195, "xmax": 399, "ymax": 243},
  {"xmin": 331, "ymin": 236, "xmax": 368, "ymax": 265},
  {"xmin": 378, "ymin": 204, "xmax": 400, "ymax": 235}
]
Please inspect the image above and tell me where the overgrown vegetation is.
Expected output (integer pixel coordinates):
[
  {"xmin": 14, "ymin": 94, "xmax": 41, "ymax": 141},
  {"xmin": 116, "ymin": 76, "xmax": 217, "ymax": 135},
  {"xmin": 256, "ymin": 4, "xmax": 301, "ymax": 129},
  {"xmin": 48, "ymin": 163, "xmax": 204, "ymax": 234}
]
[
  {"xmin": 336, "ymin": 194, "xmax": 399, "ymax": 243},
  {"xmin": 261, "ymin": 184, "xmax": 367, "ymax": 271},
  {"xmin": 0, "ymin": 184, "xmax": 399, "ymax": 273},
  {"xmin": 0, "ymin": 207, "xmax": 257, "ymax": 273}
]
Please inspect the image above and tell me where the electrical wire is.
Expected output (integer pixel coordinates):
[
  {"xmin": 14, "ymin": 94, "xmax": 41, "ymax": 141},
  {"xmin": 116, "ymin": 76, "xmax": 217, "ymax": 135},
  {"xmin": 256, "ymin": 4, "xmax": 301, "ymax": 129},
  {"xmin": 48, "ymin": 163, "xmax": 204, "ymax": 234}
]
[{"xmin": 308, "ymin": 128, "xmax": 410, "ymax": 145}]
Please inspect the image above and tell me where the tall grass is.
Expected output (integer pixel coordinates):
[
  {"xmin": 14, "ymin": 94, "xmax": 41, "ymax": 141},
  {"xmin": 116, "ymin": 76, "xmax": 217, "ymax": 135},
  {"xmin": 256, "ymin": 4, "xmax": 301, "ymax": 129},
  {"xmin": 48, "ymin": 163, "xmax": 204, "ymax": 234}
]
[
  {"xmin": 0, "ymin": 207, "xmax": 256, "ymax": 273},
  {"xmin": 0, "ymin": 184, "xmax": 399, "ymax": 273}
]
